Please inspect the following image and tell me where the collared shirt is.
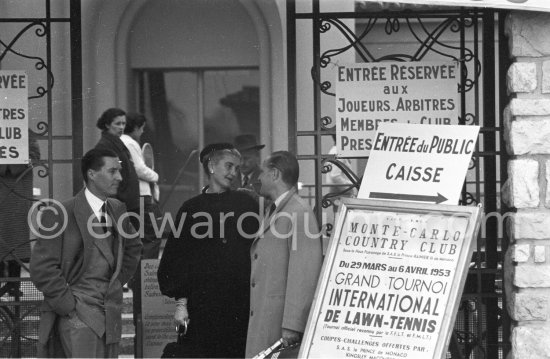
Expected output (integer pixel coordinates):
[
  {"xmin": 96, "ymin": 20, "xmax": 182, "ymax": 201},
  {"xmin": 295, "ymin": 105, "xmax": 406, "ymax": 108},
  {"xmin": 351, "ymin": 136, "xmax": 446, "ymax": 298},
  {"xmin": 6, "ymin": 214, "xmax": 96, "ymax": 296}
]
[
  {"xmin": 273, "ymin": 189, "xmax": 291, "ymax": 209},
  {"xmin": 85, "ymin": 187, "xmax": 106, "ymax": 221},
  {"xmin": 241, "ymin": 173, "xmax": 249, "ymax": 186}
]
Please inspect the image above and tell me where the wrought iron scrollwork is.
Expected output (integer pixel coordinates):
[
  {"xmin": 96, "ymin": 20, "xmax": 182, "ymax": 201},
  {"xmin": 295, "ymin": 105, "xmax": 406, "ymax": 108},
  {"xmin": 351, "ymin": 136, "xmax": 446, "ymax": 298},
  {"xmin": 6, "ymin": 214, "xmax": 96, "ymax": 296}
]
[
  {"xmin": 321, "ymin": 158, "xmax": 361, "ymax": 210},
  {"xmin": 35, "ymin": 162, "xmax": 50, "ymax": 179},
  {"xmin": 468, "ymin": 156, "xmax": 477, "ymax": 170},
  {"xmin": 459, "ymin": 191, "xmax": 478, "ymax": 206},
  {"xmin": 459, "ymin": 113, "xmax": 477, "ymax": 125},
  {"xmin": 29, "ymin": 121, "xmax": 49, "ymax": 137},
  {"xmin": 322, "ymin": 161, "xmax": 333, "ymax": 174},
  {"xmin": 311, "ymin": 12, "xmax": 482, "ymax": 97},
  {"xmin": 320, "ymin": 116, "xmax": 334, "ymax": 130},
  {"xmin": 385, "ymin": 17, "xmax": 400, "ymax": 34},
  {"xmin": 0, "ymin": 21, "xmax": 54, "ymax": 99}
]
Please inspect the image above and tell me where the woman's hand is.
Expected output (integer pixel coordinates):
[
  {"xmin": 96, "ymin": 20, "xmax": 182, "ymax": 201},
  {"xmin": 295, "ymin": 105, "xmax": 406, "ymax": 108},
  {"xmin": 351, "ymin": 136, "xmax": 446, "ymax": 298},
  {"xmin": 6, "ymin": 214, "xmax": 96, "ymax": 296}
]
[{"xmin": 174, "ymin": 298, "xmax": 190, "ymax": 326}]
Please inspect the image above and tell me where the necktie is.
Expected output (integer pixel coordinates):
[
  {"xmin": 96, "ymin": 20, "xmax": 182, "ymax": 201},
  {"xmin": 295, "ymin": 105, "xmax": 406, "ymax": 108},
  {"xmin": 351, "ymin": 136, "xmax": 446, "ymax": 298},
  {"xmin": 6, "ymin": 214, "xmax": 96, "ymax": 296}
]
[
  {"xmin": 242, "ymin": 175, "xmax": 249, "ymax": 187},
  {"xmin": 99, "ymin": 203, "xmax": 109, "ymax": 234},
  {"xmin": 266, "ymin": 202, "xmax": 276, "ymax": 217}
]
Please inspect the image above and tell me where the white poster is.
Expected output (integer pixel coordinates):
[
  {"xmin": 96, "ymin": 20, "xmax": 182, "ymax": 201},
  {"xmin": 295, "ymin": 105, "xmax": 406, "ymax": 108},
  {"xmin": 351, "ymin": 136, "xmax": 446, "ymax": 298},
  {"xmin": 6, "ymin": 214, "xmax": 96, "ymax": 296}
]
[
  {"xmin": 300, "ymin": 200, "xmax": 483, "ymax": 359},
  {"xmin": 0, "ymin": 71, "xmax": 29, "ymax": 164},
  {"xmin": 358, "ymin": 123, "xmax": 479, "ymax": 205},
  {"xmin": 335, "ymin": 62, "xmax": 458, "ymax": 157}
]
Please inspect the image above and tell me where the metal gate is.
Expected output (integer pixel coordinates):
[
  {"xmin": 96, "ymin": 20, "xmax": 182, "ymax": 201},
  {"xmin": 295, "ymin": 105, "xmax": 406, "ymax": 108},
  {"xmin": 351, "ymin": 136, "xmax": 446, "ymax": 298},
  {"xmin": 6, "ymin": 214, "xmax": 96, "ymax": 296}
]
[
  {"xmin": 0, "ymin": 0, "xmax": 82, "ymax": 357},
  {"xmin": 287, "ymin": 1, "xmax": 510, "ymax": 358}
]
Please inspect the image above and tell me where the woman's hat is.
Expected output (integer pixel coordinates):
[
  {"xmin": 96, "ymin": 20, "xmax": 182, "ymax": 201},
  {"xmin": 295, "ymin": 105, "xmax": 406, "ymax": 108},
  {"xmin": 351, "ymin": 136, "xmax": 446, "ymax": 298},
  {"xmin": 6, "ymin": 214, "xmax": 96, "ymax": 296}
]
[
  {"xmin": 234, "ymin": 134, "xmax": 265, "ymax": 152},
  {"xmin": 199, "ymin": 143, "xmax": 235, "ymax": 163}
]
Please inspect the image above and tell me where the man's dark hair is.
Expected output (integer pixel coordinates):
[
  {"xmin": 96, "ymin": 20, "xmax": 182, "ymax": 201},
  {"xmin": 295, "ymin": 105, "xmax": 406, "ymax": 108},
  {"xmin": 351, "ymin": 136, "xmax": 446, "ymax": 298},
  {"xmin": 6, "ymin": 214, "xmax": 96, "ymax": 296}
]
[
  {"xmin": 124, "ymin": 112, "xmax": 147, "ymax": 134},
  {"xmin": 96, "ymin": 107, "xmax": 126, "ymax": 131},
  {"xmin": 266, "ymin": 151, "xmax": 299, "ymax": 187},
  {"xmin": 81, "ymin": 148, "xmax": 118, "ymax": 184}
]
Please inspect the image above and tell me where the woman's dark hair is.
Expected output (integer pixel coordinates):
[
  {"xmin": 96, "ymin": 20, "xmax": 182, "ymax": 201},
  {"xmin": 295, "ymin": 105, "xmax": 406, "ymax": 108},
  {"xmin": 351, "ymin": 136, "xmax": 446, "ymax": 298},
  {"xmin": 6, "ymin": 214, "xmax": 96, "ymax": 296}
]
[
  {"xmin": 96, "ymin": 108, "xmax": 126, "ymax": 131},
  {"xmin": 265, "ymin": 151, "xmax": 299, "ymax": 187},
  {"xmin": 124, "ymin": 112, "xmax": 147, "ymax": 134},
  {"xmin": 81, "ymin": 148, "xmax": 118, "ymax": 184}
]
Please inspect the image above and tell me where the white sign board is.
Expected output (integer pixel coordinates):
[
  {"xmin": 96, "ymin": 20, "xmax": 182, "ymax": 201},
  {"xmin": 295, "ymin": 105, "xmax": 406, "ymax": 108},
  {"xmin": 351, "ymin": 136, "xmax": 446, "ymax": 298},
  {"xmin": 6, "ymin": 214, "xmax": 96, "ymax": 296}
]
[
  {"xmin": 0, "ymin": 71, "xmax": 29, "ymax": 164},
  {"xmin": 300, "ymin": 199, "xmax": 483, "ymax": 359},
  {"xmin": 141, "ymin": 259, "xmax": 176, "ymax": 358},
  {"xmin": 335, "ymin": 61, "xmax": 458, "ymax": 157},
  {"xmin": 358, "ymin": 123, "xmax": 479, "ymax": 205},
  {"xmin": 363, "ymin": 0, "xmax": 550, "ymax": 12}
]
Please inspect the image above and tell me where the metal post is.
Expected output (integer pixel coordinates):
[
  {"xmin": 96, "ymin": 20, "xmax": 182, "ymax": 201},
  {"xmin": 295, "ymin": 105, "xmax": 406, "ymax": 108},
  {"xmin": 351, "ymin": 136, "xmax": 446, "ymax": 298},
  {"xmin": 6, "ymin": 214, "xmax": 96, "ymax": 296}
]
[
  {"xmin": 70, "ymin": 0, "xmax": 83, "ymax": 194},
  {"xmin": 286, "ymin": 0, "xmax": 297, "ymax": 154}
]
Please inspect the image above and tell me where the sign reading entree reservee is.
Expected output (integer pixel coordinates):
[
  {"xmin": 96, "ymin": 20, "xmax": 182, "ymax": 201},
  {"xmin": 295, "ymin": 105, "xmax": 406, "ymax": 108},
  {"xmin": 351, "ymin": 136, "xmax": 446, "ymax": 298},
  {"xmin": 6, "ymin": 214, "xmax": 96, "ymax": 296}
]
[
  {"xmin": 336, "ymin": 61, "xmax": 458, "ymax": 157},
  {"xmin": 299, "ymin": 199, "xmax": 482, "ymax": 359},
  {"xmin": 358, "ymin": 123, "xmax": 479, "ymax": 205},
  {"xmin": 0, "ymin": 71, "xmax": 29, "ymax": 164}
]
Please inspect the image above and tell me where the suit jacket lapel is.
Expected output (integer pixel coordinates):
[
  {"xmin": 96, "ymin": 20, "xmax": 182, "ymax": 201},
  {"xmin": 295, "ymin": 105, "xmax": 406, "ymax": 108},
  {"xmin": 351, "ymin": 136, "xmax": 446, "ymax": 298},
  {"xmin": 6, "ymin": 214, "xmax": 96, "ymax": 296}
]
[
  {"xmin": 106, "ymin": 199, "xmax": 124, "ymax": 283},
  {"xmin": 254, "ymin": 187, "xmax": 297, "ymax": 244},
  {"xmin": 75, "ymin": 191, "xmax": 116, "ymax": 270},
  {"xmin": 73, "ymin": 191, "xmax": 94, "ymax": 279}
]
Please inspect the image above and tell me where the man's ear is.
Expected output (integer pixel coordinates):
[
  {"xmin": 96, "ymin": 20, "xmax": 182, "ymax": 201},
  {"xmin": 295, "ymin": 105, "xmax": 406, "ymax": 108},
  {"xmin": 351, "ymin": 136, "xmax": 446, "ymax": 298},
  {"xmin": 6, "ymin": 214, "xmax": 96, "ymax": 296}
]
[{"xmin": 272, "ymin": 167, "xmax": 281, "ymax": 181}]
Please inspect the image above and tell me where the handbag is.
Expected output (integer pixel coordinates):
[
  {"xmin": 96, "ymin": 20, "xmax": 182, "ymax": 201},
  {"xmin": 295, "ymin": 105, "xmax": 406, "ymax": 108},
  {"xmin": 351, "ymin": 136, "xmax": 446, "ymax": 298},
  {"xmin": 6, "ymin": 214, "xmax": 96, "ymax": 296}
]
[{"xmin": 161, "ymin": 323, "xmax": 199, "ymax": 358}]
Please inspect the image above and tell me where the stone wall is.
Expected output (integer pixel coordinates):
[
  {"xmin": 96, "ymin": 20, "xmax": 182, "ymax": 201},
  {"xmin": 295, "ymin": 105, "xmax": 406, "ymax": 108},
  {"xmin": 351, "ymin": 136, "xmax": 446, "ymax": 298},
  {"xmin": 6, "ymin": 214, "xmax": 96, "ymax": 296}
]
[{"xmin": 503, "ymin": 11, "xmax": 550, "ymax": 359}]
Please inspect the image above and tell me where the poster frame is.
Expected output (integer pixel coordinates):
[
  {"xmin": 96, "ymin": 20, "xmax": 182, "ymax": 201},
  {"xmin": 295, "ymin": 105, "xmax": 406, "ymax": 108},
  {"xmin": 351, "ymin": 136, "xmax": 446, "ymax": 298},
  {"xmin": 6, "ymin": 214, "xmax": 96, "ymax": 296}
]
[{"xmin": 299, "ymin": 197, "xmax": 483, "ymax": 359}]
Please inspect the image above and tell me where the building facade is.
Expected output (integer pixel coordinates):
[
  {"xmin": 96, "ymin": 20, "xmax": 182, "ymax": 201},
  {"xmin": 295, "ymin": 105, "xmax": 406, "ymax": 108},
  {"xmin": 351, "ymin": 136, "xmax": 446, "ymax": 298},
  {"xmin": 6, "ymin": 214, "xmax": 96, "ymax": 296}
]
[{"xmin": 1, "ymin": 0, "xmax": 550, "ymax": 357}]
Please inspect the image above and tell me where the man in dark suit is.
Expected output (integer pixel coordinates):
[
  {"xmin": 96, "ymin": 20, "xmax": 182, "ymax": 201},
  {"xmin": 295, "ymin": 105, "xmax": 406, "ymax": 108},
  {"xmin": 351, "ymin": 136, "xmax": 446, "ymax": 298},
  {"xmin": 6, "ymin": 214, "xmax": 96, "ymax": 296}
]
[
  {"xmin": 233, "ymin": 134, "xmax": 264, "ymax": 195},
  {"xmin": 246, "ymin": 151, "xmax": 323, "ymax": 357},
  {"xmin": 30, "ymin": 148, "xmax": 142, "ymax": 358}
]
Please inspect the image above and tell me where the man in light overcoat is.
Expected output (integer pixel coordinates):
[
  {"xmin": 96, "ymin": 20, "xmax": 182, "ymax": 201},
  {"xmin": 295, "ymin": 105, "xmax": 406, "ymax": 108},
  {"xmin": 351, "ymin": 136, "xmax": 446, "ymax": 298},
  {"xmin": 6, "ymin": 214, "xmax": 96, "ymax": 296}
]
[
  {"xmin": 246, "ymin": 150, "xmax": 324, "ymax": 357},
  {"xmin": 30, "ymin": 148, "xmax": 142, "ymax": 357}
]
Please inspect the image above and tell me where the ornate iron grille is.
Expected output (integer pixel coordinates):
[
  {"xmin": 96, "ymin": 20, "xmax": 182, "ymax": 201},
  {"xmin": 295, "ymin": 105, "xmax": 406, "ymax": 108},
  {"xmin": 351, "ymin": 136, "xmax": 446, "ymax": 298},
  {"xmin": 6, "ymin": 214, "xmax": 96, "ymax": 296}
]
[
  {"xmin": 287, "ymin": 1, "xmax": 510, "ymax": 358},
  {"xmin": 0, "ymin": 0, "xmax": 82, "ymax": 357}
]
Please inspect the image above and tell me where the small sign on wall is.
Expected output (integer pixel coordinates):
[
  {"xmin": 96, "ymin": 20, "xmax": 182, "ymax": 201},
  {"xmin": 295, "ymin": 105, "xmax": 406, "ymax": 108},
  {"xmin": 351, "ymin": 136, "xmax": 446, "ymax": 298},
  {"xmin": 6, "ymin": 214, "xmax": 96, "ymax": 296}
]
[
  {"xmin": 0, "ymin": 71, "xmax": 29, "ymax": 164},
  {"xmin": 299, "ymin": 198, "xmax": 483, "ymax": 359},
  {"xmin": 141, "ymin": 259, "xmax": 176, "ymax": 358},
  {"xmin": 335, "ymin": 61, "xmax": 458, "ymax": 157}
]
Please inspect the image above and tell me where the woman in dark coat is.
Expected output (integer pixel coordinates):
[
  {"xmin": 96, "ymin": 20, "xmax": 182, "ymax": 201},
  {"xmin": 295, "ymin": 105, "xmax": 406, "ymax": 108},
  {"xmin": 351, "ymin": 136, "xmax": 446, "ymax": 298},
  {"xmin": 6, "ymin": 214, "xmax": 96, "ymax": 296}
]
[
  {"xmin": 94, "ymin": 108, "xmax": 140, "ymax": 212},
  {"xmin": 157, "ymin": 143, "xmax": 260, "ymax": 358}
]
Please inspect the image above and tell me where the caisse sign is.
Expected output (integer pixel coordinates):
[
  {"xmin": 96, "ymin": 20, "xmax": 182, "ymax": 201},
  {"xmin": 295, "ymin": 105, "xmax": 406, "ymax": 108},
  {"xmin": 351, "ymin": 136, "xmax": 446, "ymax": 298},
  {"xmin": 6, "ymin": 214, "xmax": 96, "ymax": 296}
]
[{"xmin": 358, "ymin": 123, "xmax": 479, "ymax": 205}]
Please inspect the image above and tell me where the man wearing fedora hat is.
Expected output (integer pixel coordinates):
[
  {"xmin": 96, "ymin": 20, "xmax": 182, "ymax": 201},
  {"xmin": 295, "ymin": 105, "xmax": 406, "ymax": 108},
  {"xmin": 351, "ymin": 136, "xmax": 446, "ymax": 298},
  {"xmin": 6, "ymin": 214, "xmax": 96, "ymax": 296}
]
[{"xmin": 233, "ymin": 134, "xmax": 265, "ymax": 195}]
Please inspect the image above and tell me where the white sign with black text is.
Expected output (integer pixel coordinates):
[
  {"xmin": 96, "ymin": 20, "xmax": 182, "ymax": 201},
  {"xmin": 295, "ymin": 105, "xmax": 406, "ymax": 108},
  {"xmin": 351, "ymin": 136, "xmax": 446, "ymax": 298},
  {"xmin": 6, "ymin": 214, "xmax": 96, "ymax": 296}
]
[
  {"xmin": 0, "ymin": 71, "xmax": 28, "ymax": 164},
  {"xmin": 299, "ymin": 199, "xmax": 483, "ymax": 359},
  {"xmin": 335, "ymin": 61, "xmax": 458, "ymax": 157},
  {"xmin": 358, "ymin": 123, "xmax": 479, "ymax": 205}
]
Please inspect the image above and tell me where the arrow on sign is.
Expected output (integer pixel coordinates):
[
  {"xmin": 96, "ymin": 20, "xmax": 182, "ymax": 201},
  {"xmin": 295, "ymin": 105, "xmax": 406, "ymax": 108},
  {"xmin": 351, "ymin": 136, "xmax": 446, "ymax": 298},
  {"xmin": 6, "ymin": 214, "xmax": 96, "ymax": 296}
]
[{"xmin": 369, "ymin": 192, "xmax": 448, "ymax": 204}]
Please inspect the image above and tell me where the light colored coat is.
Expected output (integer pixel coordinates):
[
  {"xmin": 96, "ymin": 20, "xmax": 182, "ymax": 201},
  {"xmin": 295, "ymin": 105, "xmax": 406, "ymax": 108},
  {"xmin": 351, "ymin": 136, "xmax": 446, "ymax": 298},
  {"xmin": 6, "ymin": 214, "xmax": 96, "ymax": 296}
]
[
  {"xmin": 30, "ymin": 190, "xmax": 142, "ymax": 357},
  {"xmin": 245, "ymin": 188, "xmax": 323, "ymax": 357}
]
